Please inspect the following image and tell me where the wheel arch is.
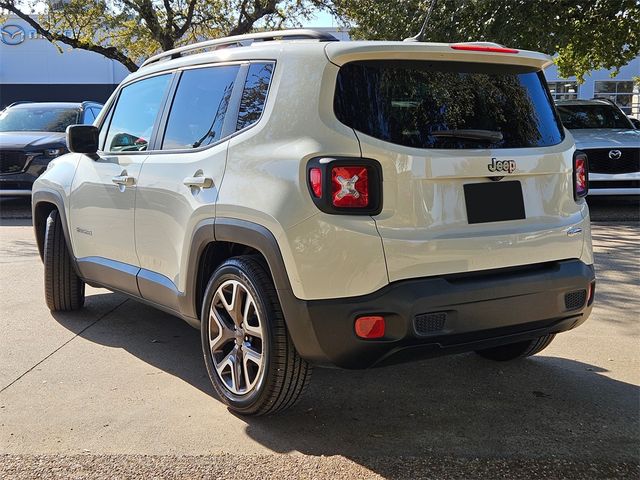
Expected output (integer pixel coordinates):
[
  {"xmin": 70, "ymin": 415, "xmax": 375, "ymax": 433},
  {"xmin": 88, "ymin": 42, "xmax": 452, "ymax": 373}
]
[
  {"xmin": 32, "ymin": 189, "xmax": 73, "ymax": 263},
  {"xmin": 187, "ymin": 218, "xmax": 325, "ymax": 362}
]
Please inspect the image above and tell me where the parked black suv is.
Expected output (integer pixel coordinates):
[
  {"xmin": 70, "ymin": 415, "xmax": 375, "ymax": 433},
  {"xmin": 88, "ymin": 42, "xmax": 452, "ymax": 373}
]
[{"xmin": 0, "ymin": 101, "xmax": 103, "ymax": 196}]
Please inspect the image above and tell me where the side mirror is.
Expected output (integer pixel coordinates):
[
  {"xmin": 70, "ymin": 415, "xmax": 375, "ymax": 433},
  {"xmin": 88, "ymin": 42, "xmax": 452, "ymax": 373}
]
[{"xmin": 66, "ymin": 124, "xmax": 99, "ymax": 154}]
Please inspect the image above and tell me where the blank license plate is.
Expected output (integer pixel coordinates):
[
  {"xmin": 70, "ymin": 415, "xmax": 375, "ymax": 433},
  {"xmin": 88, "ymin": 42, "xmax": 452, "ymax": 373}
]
[{"xmin": 463, "ymin": 181, "xmax": 525, "ymax": 224}]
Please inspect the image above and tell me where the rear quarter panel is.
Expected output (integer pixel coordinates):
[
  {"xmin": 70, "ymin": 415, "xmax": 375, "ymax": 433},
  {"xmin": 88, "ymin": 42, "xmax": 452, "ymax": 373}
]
[{"xmin": 217, "ymin": 48, "xmax": 389, "ymax": 300}]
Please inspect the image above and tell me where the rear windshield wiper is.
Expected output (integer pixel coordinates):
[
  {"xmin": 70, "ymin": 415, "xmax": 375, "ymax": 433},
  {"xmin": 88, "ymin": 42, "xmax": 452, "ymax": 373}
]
[{"xmin": 430, "ymin": 129, "xmax": 504, "ymax": 143}]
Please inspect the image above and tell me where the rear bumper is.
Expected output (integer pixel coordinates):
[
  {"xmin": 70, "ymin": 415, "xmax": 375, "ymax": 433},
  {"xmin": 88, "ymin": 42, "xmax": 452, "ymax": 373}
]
[{"xmin": 283, "ymin": 259, "xmax": 595, "ymax": 369}]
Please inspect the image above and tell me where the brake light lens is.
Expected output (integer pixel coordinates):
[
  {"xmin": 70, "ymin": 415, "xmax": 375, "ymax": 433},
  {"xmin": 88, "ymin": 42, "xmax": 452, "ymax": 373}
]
[
  {"xmin": 574, "ymin": 151, "xmax": 589, "ymax": 199},
  {"xmin": 331, "ymin": 166, "xmax": 369, "ymax": 208},
  {"xmin": 355, "ymin": 315, "xmax": 385, "ymax": 339},
  {"xmin": 309, "ymin": 167, "xmax": 322, "ymax": 198},
  {"xmin": 306, "ymin": 157, "xmax": 382, "ymax": 215},
  {"xmin": 451, "ymin": 44, "xmax": 519, "ymax": 54}
]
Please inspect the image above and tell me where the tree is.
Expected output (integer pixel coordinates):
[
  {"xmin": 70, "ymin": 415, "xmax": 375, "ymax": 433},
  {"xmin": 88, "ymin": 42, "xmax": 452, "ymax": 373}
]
[
  {"xmin": 333, "ymin": 0, "xmax": 640, "ymax": 81},
  {"xmin": 0, "ymin": 0, "xmax": 334, "ymax": 72}
]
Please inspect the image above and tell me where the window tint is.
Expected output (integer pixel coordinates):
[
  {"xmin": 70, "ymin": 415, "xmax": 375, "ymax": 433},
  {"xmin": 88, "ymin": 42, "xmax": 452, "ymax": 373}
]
[
  {"xmin": 557, "ymin": 104, "xmax": 633, "ymax": 129},
  {"xmin": 334, "ymin": 61, "xmax": 564, "ymax": 149},
  {"xmin": 103, "ymin": 74, "xmax": 171, "ymax": 152},
  {"xmin": 162, "ymin": 65, "xmax": 240, "ymax": 150},
  {"xmin": 83, "ymin": 108, "xmax": 96, "ymax": 124},
  {"xmin": 236, "ymin": 63, "xmax": 273, "ymax": 131}
]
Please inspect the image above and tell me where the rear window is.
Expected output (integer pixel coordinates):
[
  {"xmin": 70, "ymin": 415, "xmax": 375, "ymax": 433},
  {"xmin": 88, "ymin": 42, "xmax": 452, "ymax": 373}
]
[
  {"xmin": 334, "ymin": 60, "xmax": 564, "ymax": 149},
  {"xmin": 556, "ymin": 104, "xmax": 633, "ymax": 129}
]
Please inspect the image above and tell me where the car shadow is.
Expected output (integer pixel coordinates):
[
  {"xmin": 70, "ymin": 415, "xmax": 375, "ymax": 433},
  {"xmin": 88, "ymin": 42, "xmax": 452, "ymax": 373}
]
[
  {"xmin": 51, "ymin": 291, "xmax": 639, "ymax": 467},
  {"xmin": 0, "ymin": 197, "xmax": 32, "ymax": 226}
]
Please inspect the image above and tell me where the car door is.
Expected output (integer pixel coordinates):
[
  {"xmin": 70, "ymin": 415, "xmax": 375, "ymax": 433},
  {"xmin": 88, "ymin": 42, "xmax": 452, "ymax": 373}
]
[
  {"xmin": 69, "ymin": 73, "xmax": 172, "ymax": 295},
  {"xmin": 134, "ymin": 62, "xmax": 273, "ymax": 312}
]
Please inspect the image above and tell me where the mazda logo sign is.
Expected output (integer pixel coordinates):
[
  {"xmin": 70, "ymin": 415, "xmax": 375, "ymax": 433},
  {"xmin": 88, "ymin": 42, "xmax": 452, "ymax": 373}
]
[
  {"xmin": 0, "ymin": 24, "xmax": 26, "ymax": 46},
  {"xmin": 608, "ymin": 149, "xmax": 622, "ymax": 160}
]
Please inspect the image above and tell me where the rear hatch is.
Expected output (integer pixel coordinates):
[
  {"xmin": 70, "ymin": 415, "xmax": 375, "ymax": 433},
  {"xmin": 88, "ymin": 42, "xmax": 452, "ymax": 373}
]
[{"xmin": 327, "ymin": 42, "xmax": 586, "ymax": 282}]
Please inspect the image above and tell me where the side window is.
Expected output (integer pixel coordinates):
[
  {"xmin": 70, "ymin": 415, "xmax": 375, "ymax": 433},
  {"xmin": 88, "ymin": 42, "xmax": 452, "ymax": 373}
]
[
  {"xmin": 102, "ymin": 74, "xmax": 171, "ymax": 152},
  {"xmin": 90, "ymin": 107, "xmax": 102, "ymax": 119},
  {"xmin": 162, "ymin": 65, "xmax": 240, "ymax": 150},
  {"xmin": 83, "ymin": 108, "xmax": 96, "ymax": 124},
  {"xmin": 236, "ymin": 63, "xmax": 274, "ymax": 131}
]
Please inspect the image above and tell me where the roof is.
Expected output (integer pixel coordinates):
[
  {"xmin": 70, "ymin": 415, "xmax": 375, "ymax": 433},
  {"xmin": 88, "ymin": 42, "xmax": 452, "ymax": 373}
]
[
  {"xmin": 130, "ymin": 29, "xmax": 553, "ymax": 83},
  {"xmin": 555, "ymin": 99, "xmax": 616, "ymax": 107}
]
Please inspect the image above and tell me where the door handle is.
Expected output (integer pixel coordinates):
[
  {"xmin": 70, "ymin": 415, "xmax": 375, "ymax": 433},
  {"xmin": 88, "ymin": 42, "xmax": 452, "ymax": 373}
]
[
  {"xmin": 183, "ymin": 176, "xmax": 214, "ymax": 189},
  {"xmin": 112, "ymin": 175, "xmax": 135, "ymax": 187}
]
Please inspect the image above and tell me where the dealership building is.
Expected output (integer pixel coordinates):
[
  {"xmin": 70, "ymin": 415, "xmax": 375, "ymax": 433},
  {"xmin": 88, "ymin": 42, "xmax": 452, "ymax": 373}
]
[
  {"xmin": 0, "ymin": 16, "xmax": 130, "ymax": 107},
  {"xmin": 545, "ymin": 60, "xmax": 640, "ymax": 117},
  {"xmin": 1, "ymin": 14, "xmax": 639, "ymax": 117}
]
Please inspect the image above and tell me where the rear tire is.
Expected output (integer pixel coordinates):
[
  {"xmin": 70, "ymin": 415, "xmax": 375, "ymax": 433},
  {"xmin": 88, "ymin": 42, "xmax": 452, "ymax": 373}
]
[
  {"xmin": 475, "ymin": 334, "xmax": 556, "ymax": 361},
  {"xmin": 201, "ymin": 256, "xmax": 311, "ymax": 415},
  {"xmin": 43, "ymin": 210, "xmax": 85, "ymax": 311}
]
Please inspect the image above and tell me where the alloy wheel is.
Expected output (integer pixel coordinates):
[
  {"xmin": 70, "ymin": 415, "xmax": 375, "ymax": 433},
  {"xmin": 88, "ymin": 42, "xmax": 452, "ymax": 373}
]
[{"xmin": 208, "ymin": 279, "xmax": 266, "ymax": 396}]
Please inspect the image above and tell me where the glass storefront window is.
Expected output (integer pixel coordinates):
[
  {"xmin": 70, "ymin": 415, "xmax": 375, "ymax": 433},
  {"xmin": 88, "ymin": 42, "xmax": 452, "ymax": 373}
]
[
  {"xmin": 594, "ymin": 81, "xmax": 639, "ymax": 115},
  {"xmin": 547, "ymin": 81, "xmax": 579, "ymax": 101}
]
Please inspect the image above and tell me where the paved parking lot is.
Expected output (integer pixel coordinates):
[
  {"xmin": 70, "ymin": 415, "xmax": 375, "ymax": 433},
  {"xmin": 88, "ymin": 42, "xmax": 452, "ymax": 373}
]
[{"xmin": 0, "ymin": 198, "xmax": 638, "ymax": 479}]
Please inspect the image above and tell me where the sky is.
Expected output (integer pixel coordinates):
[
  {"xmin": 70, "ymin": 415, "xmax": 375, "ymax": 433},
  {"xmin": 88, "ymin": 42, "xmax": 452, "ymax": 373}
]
[{"xmin": 305, "ymin": 9, "xmax": 338, "ymax": 28}]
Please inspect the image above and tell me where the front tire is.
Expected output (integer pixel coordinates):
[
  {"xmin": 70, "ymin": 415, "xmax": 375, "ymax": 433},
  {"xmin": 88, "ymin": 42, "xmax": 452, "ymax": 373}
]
[
  {"xmin": 475, "ymin": 334, "xmax": 556, "ymax": 361},
  {"xmin": 201, "ymin": 256, "xmax": 311, "ymax": 415},
  {"xmin": 43, "ymin": 209, "xmax": 85, "ymax": 311}
]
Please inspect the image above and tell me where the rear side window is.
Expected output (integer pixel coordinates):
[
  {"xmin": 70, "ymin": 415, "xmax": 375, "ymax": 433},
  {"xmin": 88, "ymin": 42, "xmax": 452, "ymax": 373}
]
[
  {"xmin": 102, "ymin": 74, "xmax": 171, "ymax": 152},
  {"xmin": 236, "ymin": 63, "xmax": 274, "ymax": 131},
  {"xmin": 83, "ymin": 108, "xmax": 96, "ymax": 124},
  {"xmin": 162, "ymin": 65, "xmax": 240, "ymax": 150},
  {"xmin": 334, "ymin": 60, "xmax": 564, "ymax": 149}
]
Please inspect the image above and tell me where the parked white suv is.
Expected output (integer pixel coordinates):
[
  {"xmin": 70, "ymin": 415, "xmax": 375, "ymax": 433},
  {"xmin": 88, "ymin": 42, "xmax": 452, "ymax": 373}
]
[
  {"xmin": 556, "ymin": 99, "xmax": 640, "ymax": 196},
  {"xmin": 32, "ymin": 30, "xmax": 595, "ymax": 415}
]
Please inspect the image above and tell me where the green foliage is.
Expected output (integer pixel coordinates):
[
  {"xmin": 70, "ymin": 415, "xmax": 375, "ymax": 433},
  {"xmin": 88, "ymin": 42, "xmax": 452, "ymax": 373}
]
[
  {"xmin": 0, "ymin": 0, "xmax": 333, "ymax": 71},
  {"xmin": 334, "ymin": 0, "xmax": 640, "ymax": 82}
]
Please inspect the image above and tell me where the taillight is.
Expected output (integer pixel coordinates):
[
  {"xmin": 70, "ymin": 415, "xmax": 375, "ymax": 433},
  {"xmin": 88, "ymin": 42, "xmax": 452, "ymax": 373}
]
[
  {"xmin": 309, "ymin": 167, "xmax": 322, "ymax": 198},
  {"xmin": 450, "ymin": 44, "xmax": 519, "ymax": 54},
  {"xmin": 573, "ymin": 151, "xmax": 589, "ymax": 200},
  {"xmin": 331, "ymin": 165, "xmax": 369, "ymax": 208},
  {"xmin": 306, "ymin": 157, "xmax": 382, "ymax": 215}
]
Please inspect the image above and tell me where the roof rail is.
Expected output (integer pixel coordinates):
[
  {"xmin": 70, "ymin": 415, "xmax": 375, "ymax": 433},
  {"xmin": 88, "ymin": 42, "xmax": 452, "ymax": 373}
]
[{"xmin": 141, "ymin": 29, "xmax": 339, "ymax": 68}]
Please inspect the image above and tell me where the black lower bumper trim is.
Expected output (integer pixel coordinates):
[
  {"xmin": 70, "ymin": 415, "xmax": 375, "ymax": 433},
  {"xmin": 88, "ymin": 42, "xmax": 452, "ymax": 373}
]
[{"xmin": 281, "ymin": 259, "xmax": 595, "ymax": 369}]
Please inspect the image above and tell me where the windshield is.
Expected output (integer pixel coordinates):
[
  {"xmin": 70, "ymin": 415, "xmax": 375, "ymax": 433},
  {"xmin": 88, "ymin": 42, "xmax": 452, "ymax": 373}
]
[
  {"xmin": 0, "ymin": 106, "xmax": 79, "ymax": 133},
  {"xmin": 556, "ymin": 104, "xmax": 633, "ymax": 129},
  {"xmin": 334, "ymin": 60, "xmax": 564, "ymax": 149}
]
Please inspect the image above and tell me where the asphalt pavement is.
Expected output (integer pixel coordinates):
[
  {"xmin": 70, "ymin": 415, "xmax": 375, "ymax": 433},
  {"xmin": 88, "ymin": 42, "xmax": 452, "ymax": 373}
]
[{"xmin": 0, "ymin": 198, "xmax": 638, "ymax": 479}]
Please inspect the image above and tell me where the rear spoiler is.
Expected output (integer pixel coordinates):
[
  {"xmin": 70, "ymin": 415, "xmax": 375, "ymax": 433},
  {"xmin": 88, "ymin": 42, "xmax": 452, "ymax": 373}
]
[{"xmin": 325, "ymin": 41, "xmax": 553, "ymax": 70}]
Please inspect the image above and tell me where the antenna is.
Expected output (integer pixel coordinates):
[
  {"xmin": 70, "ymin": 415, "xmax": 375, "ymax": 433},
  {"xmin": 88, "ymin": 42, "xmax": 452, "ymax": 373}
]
[{"xmin": 404, "ymin": 0, "xmax": 438, "ymax": 42}]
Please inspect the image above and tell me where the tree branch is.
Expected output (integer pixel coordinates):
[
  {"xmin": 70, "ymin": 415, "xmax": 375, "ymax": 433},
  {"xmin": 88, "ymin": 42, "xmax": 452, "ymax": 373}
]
[
  {"xmin": 175, "ymin": 0, "xmax": 198, "ymax": 38},
  {"xmin": 230, "ymin": 0, "xmax": 279, "ymax": 36},
  {"xmin": 0, "ymin": 2, "xmax": 139, "ymax": 72}
]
